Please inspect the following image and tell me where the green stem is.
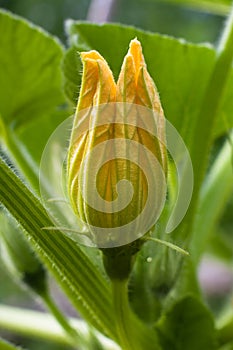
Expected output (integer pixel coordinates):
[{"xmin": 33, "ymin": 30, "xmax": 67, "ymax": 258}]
[
  {"xmin": 0, "ymin": 304, "xmax": 119, "ymax": 350},
  {"xmin": 112, "ymin": 279, "xmax": 136, "ymax": 350},
  {"xmin": 191, "ymin": 133, "xmax": 233, "ymax": 263},
  {"xmin": 103, "ymin": 248, "xmax": 161, "ymax": 350},
  {"xmin": 41, "ymin": 291, "xmax": 81, "ymax": 347},
  {"xmin": 112, "ymin": 279, "xmax": 162, "ymax": 350},
  {"xmin": 176, "ymin": 4, "xmax": 233, "ymax": 243}
]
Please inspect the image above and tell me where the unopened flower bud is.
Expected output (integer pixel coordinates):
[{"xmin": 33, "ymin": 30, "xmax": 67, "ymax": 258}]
[{"xmin": 67, "ymin": 39, "xmax": 167, "ymax": 250}]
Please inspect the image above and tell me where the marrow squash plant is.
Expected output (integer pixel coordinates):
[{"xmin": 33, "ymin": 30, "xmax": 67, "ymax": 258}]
[{"xmin": 0, "ymin": 3, "xmax": 233, "ymax": 350}]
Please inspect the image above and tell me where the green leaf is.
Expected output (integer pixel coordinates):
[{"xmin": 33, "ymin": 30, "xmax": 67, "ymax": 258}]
[
  {"xmin": 0, "ymin": 10, "xmax": 68, "ymax": 189},
  {"xmin": 0, "ymin": 9, "xmax": 64, "ymax": 130},
  {"xmin": 156, "ymin": 296, "xmax": 217, "ymax": 350},
  {"xmin": 206, "ymin": 229, "xmax": 233, "ymax": 262},
  {"xmin": 16, "ymin": 108, "xmax": 70, "ymax": 163},
  {"xmin": 62, "ymin": 46, "xmax": 83, "ymax": 105}
]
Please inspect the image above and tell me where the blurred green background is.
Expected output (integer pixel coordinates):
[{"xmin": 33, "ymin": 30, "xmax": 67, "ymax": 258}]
[
  {"xmin": 0, "ymin": 0, "xmax": 228, "ymax": 43},
  {"xmin": 0, "ymin": 0, "xmax": 232, "ymax": 349}
]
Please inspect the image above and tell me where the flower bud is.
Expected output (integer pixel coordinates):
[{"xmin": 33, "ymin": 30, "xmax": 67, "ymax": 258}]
[{"xmin": 67, "ymin": 39, "xmax": 167, "ymax": 249}]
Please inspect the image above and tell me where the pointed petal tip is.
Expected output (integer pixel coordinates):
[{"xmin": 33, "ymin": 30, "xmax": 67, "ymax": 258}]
[
  {"xmin": 129, "ymin": 38, "xmax": 142, "ymax": 51},
  {"xmin": 128, "ymin": 38, "xmax": 145, "ymax": 73},
  {"xmin": 80, "ymin": 50, "xmax": 105, "ymax": 62}
]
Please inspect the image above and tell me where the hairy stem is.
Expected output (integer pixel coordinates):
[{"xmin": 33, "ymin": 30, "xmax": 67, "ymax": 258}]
[
  {"xmin": 112, "ymin": 278, "xmax": 161, "ymax": 350},
  {"xmin": 112, "ymin": 279, "xmax": 136, "ymax": 350}
]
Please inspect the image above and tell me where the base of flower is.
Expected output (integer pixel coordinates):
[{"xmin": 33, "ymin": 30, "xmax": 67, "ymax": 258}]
[{"xmin": 101, "ymin": 238, "xmax": 144, "ymax": 280}]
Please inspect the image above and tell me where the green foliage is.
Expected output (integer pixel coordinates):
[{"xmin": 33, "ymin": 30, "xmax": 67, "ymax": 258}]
[
  {"xmin": 156, "ymin": 296, "xmax": 217, "ymax": 350},
  {"xmin": 0, "ymin": 4, "xmax": 233, "ymax": 350},
  {"xmin": 0, "ymin": 9, "xmax": 67, "ymax": 188},
  {"xmin": 0, "ymin": 10, "xmax": 64, "ymax": 130}
]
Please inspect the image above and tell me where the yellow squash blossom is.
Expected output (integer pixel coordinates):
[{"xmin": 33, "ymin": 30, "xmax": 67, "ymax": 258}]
[{"xmin": 67, "ymin": 39, "xmax": 167, "ymax": 247}]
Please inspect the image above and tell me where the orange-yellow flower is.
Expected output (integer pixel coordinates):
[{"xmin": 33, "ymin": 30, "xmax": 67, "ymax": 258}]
[{"xmin": 67, "ymin": 39, "xmax": 167, "ymax": 247}]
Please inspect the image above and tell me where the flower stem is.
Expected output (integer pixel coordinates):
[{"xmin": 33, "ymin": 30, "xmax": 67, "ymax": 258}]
[
  {"xmin": 112, "ymin": 279, "xmax": 138, "ymax": 350},
  {"xmin": 112, "ymin": 278, "xmax": 162, "ymax": 350}
]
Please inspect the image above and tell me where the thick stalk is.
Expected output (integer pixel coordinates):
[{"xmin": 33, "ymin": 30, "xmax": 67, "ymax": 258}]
[
  {"xmin": 103, "ymin": 247, "xmax": 161, "ymax": 350},
  {"xmin": 111, "ymin": 278, "xmax": 161, "ymax": 350},
  {"xmin": 112, "ymin": 279, "xmax": 136, "ymax": 350}
]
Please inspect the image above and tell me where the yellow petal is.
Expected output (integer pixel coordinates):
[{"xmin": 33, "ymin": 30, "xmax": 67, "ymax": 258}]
[
  {"xmin": 93, "ymin": 58, "xmax": 116, "ymax": 105},
  {"xmin": 116, "ymin": 53, "xmax": 136, "ymax": 103},
  {"xmin": 80, "ymin": 50, "xmax": 105, "ymax": 61},
  {"xmin": 129, "ymin": 40, "xmax": 167, "ymax": 174},
  {"xmin": 128, "ymin": 38, "xmax": 145, "ymax": 79},
  {"xmin": 77, "ymin": 50, "xmax": 116, "ymax": 111},
  {"xmin": 136, "ymin": 66, "xmax": 163, "ymax": 113}
]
